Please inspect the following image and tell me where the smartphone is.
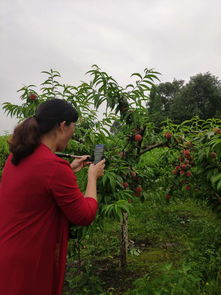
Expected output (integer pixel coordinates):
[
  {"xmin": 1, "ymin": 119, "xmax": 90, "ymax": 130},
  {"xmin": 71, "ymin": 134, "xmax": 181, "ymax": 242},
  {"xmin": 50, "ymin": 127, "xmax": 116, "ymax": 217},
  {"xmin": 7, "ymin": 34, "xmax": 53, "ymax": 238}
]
[
  {"xmin": 93, "ymin": 144, "xmax": 105, "ymax": 164},
  {"xmin": 55, "ymin": 144, "xmax": 105, "ymax": 164}
]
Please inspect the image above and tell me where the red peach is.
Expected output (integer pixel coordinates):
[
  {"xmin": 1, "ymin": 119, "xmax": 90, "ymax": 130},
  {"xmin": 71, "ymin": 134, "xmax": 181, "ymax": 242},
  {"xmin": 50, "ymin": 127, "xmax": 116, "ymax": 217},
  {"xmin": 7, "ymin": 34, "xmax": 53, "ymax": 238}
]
[
  {"xmin": 28, "ymin": 93, "xmax": 37, "ymax": 100},
  {"xmin": 134, "ymin": 134, "xmax": 143, "ymax": 142},
  {"xmin": 135, "ymin": 186, "xmax": 142, "ymax": 193},
  {"xmin": 122, "ymin": 182, "xmax": 129, "ymax": 188},
  {"xmin": 182, "ymin": 150, "xmax": 190, "ymax": 156},
  {"xmin": 180, "ymin": 164, "xmax": 187, "ymax": 170},
  {"xmin": 130, "ymin": 171, "xmax": 137, "ymax": 178},
  {"xmin": 210, "ymin": 152, "xmax": 217, "ymax": 159},
  {"xmin": 165, "ymin": 194, "xmax": 171, "ymax": 200},
  {"xmin": 186, "ymin": 171, "xmax": 192, "ymax": 177},
  {"xmin": 213, "ymin": 128, "xmax": 221, "ymax": 134},
  {"xmin": 164, "ymin": 132, "xmax": 172, "ymax": 140},
  {"xmin": 185, "ymin": 185, "xmax": 191, "ymax": 191}
]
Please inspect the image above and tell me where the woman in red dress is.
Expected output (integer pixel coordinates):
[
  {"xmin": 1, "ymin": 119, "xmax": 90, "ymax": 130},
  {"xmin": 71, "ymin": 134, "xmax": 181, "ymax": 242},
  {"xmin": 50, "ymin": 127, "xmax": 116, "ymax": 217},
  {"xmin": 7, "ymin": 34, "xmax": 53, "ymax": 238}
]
[{"xmin": 0, "ymin": 99, "xmax": 105, "ymax": 295}]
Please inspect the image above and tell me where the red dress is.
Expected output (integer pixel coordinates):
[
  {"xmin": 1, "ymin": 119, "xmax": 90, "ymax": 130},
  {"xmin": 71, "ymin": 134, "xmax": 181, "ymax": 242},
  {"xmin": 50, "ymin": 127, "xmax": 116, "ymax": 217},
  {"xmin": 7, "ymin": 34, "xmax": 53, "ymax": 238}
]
[{"xmin": 0, "ymin": 143, "xmax": 98, "ymax": 295}]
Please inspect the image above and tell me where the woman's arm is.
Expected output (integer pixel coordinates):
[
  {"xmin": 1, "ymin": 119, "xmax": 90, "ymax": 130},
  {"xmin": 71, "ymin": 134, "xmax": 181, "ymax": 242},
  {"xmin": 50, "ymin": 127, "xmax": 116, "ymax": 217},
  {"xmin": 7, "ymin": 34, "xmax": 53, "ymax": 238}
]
[{"xmin": 48, "ymin": 160, "xmax": 105, "ymax": 225}]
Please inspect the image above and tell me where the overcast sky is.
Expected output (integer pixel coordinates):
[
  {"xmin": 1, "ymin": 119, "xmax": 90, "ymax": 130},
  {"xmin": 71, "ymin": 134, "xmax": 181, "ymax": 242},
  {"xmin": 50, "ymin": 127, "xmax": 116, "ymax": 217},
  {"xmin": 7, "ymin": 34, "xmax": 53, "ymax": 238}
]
[{"xmin": 1, "ymin": 0, "xmax": 221, "ymax": 135}]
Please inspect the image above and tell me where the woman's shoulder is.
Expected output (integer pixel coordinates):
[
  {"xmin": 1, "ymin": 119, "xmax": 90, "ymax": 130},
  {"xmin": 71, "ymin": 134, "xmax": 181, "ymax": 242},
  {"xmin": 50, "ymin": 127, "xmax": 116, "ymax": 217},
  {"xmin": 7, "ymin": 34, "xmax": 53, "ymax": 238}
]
[{"xmin": 34, "ymin": 143, "xmax": 71, "ymax": 168}]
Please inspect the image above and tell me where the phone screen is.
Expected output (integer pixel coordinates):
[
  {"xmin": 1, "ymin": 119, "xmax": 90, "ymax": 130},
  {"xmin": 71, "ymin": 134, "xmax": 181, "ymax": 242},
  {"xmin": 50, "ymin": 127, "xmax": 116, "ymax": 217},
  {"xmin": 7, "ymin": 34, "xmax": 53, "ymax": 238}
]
[{"xmin": 94, "ymin": 144, "xmax": 105, "ymax": 164}]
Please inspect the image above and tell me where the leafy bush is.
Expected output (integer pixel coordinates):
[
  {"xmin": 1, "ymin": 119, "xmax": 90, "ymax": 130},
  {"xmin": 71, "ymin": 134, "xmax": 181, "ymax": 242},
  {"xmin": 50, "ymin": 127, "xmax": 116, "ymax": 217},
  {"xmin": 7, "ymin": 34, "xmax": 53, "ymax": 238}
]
[
  {"xmin": 0, "ymin": 135, "xmax": 10, "ymax": 177},
  {"xmin": 127, "ymin": 262, "xmax": 202, "ymax": 295}
]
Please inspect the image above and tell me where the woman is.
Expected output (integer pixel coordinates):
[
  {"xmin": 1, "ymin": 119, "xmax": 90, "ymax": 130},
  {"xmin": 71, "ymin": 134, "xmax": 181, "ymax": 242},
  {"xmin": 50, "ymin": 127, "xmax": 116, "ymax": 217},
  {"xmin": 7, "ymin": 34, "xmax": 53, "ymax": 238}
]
[{"xmin": 0, "ymin": 99, "xmax": 105, "ymax": 295}]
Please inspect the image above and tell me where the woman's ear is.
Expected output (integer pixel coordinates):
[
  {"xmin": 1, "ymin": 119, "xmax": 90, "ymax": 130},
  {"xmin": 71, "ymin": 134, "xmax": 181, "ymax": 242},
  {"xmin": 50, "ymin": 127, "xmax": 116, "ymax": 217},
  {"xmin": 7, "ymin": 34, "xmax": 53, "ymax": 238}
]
[{"xmin": 58, "ymin": 121, "xmax": 67, "ymax": 133}]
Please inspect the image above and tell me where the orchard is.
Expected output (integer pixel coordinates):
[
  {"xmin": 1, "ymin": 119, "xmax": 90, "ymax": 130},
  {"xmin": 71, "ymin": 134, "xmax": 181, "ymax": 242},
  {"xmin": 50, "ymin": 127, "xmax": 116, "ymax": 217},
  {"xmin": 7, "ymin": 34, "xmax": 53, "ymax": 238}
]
[{"xmin": 2, "ymin": 67, "xmax": 221, "ymax": 294}]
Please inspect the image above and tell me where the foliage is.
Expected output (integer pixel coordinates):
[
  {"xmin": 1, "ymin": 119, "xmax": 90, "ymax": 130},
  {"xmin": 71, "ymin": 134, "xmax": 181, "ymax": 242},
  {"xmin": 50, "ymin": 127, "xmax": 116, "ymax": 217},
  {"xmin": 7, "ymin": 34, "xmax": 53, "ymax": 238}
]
[
  {"xmin": 148, "ymin": 79, "xmax": 184, "ymax": 126},
  {"xmin": 0, "ymin": 135, "xmax": 10, "ymax": 178},
  {"xmin": 63, "ymin": 195, "xmax": 221, "ymax": 295},
  {"xmin": 148, "ymin": 72, "xmax": 221, "ymax": 124},
  {"xmin": 1, "ymin": 66, "xmax": 161, "ymax": 267},
  {"xmin": 64, "ymin": 260, "xmax": 104, "ymax": 295},
  {"xmin": 127, "ymin": 263, "xmax": 202, "ymax": 295},
  {"xmin": 172, "ymin": 72, "xmax": 221, "ymax": 122},
  {"xmin": 2, "ymin": 67, "xmax": 221, "ymax": 294},
  {"xmin": 136, "ymin": 117, "xmax": 221, "ymax": 216}
]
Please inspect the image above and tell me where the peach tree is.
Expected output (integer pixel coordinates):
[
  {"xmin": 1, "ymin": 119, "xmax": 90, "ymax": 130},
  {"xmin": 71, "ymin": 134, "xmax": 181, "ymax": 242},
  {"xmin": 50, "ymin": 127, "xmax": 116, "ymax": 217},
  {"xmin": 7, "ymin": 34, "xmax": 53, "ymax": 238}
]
[
  {"xmin": 3, "ymin": 68, "xmax": 221, "ymax": 268},
  {"xmin": 3, "ymin": 66, "xmax": 164, "ymax": 267},
  {"xmin": 154, "ymin": 117, "xmax": 221, "ymax": 216}
]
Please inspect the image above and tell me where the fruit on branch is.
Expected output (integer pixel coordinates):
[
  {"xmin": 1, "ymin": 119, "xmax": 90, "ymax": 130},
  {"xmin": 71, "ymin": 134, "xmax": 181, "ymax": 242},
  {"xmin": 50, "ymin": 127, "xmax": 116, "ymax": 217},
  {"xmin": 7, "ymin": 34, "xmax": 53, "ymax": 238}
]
[
  {"xmin": 213, "ymin": 128, "xmax": 221, "ymax": 134},
  {"xmin": 186, "ymin": 171, "xmax": 192, "ymax": 177},
  {"xmin": 135, "ymin": 186, "xmax": 142, "ymax": 193},
  {"xmin": 185, "ymin": 185, "xmax": 191, "ymax": 191},
  {"xmin": 28, "ymin": 93, "xmax": 37, "ymax": 100},
  {"xmin": 180, "ymin": 164, "xmax": 187, "ymax": 170},
  {"xmin": 165, "ymin": 193, "xmax": 171, "ymax": 200},
  {"xmin": 182, "ymin": 149, "xmax": 190, "ymax": 156},
  {"xmin": 130, "ymin": 171, "xmax": 137, "ymax": 178},
  {"xmin": 134, "ymin": 134, "xmax": 143, "ymax": 142},
  {"xmin": 164, "ymin": 132, "xmax": 172, "ymax": 140},
  {"xmin": 210, "ymin": 152, "xmax": 217, "ymax": 158},
  {"xmin": 180, "ymin": 170, "xmax": 185, "ymax": 175},
  {"xmin": 122, "ymin": 182, "xmax": 129, "ymax": 188}
]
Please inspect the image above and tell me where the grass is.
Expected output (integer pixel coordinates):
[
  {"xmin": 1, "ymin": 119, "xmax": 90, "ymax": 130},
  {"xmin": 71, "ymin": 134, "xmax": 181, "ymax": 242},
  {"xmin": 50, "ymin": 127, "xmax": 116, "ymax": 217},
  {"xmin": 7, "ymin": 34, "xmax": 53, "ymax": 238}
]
[{"xmin": 63, "ymin": 193, "xmax": 221, "ymax": 295}]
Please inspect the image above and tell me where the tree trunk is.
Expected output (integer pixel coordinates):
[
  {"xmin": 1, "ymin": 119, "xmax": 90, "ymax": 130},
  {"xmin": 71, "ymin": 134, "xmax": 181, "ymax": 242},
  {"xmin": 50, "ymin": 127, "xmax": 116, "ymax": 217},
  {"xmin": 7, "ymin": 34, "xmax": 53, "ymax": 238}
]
[{"xmin": 120, "ymin": 211, "xmax": 128, "ymax": 268}]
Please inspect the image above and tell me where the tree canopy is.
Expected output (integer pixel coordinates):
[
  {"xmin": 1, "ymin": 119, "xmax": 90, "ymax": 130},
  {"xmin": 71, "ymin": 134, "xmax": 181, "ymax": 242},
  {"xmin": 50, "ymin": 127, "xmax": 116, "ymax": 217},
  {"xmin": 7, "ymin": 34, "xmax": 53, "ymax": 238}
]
[{"xmin": 148, "ymin": 72, "xmax": 221, "ymax": 124}]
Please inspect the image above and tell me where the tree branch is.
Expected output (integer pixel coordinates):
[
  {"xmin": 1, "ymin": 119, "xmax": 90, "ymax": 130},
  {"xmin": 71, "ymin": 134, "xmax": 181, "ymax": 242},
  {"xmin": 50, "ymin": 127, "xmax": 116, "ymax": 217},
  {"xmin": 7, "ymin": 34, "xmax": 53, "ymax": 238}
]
[{"xmin": 139, "ymin": 142, "xmax": 167, "ymax": 156}]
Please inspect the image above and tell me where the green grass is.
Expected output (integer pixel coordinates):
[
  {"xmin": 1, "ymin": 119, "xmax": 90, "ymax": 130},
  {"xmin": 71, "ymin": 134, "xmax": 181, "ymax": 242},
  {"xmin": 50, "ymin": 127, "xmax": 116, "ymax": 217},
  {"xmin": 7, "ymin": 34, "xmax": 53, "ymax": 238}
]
[{"xmin": 63, "ymin": 194, "xmax": 221, "ymax": 295}]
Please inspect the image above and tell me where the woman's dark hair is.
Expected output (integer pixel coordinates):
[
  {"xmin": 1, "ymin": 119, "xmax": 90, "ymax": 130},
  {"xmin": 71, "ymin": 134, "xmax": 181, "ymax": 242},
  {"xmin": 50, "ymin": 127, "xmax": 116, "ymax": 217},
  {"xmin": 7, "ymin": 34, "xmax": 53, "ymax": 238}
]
[{"xmin": 8, "ymin": 99, "xmax": 78, "ymax": 165}]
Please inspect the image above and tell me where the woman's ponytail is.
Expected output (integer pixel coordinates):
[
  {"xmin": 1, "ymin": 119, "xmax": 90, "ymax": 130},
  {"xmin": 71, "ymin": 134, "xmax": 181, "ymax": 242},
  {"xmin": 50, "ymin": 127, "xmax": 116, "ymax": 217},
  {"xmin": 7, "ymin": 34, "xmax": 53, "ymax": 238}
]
[
  {"xmin": 8, "ymin": 117, "xmax": 41, "ymax": 165},
  {"xmin": 8, "ymin": 98, "xmax": 79, "ymax": 165}
]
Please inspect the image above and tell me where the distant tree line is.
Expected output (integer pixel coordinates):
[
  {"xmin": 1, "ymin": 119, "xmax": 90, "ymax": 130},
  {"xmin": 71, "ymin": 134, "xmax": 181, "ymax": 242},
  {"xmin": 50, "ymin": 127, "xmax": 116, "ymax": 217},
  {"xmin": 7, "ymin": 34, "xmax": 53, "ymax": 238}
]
[{"xmin": 147, "ymin": 72, "xmax": 221, "ymax": 125}]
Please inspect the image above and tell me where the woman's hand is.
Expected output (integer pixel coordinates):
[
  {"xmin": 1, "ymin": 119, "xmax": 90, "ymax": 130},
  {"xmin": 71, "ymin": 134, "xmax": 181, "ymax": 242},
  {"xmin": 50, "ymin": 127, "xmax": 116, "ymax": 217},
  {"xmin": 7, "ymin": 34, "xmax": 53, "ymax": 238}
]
[
  {"xmin": 88, "ymin": 159, "xmax": 105, "ymax": 179},
  {"xmin": 70, "ymin": 155, "xmax": 91, "ymax": 173},
  {"xmin": 84, "ymin": 159, "xmax": 105, "ymax": 200}
]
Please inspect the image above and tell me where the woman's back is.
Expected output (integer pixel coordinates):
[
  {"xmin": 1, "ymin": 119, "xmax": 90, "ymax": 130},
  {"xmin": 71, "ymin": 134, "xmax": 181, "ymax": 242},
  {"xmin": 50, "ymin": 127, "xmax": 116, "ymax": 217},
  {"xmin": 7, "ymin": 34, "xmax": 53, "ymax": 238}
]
[
  {"xmin": 0, "ymin": 143, "xmax": 68, "ymax": 295},
  {"xmin": 0, "ymin": 99, "xmax": 103, "ymax": 295}
]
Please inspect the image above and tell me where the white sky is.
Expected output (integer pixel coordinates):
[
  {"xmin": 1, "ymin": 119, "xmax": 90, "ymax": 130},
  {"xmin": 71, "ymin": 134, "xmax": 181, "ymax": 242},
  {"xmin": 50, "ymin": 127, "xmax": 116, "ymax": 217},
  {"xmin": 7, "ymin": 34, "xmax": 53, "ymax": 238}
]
[{"xmin": 1, "ymin": 0, "xmax": 221, "ymax": 134}]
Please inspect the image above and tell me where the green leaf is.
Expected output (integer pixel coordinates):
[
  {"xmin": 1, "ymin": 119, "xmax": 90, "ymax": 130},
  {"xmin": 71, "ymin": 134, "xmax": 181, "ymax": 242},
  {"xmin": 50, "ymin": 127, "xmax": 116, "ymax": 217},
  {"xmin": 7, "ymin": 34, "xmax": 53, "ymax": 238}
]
[
  {"xmin": 211, "ymin": 173, "xmax": 221, "ymax": 186},
  {"xmin": 216, "ymin": 180, "xmax": 221, "ymax": 191},
  {"xmin": 41, "ymin": 70, "xmax": 51, "ymax": 75},
  {"xmin": 131, "ymin": 73, "xmax": 143, "ymax": 80}
]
